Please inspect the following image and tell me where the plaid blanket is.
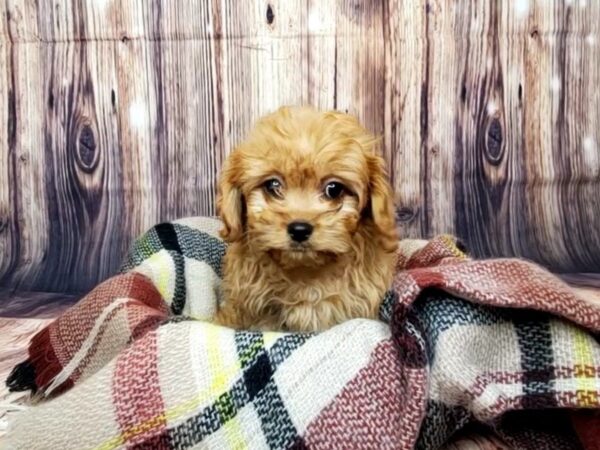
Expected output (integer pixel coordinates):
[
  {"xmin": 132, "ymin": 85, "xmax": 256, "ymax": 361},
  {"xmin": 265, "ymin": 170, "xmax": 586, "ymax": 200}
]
[{"xmin": 5, "ymin": 217, "xmax": 600, "ymax": 449}]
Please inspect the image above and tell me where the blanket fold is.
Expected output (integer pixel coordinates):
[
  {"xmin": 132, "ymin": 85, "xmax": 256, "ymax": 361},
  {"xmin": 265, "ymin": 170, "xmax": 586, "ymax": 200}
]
[{"xmin": 5, "ymin": 217, "xmax": 600, "ymax": 450}]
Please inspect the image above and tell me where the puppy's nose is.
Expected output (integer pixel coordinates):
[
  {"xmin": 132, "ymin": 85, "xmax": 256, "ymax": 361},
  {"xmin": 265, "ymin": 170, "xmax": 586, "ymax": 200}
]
[{"xmin": 287, "ymin": 221, "xmax": 313, "ymax": 242}]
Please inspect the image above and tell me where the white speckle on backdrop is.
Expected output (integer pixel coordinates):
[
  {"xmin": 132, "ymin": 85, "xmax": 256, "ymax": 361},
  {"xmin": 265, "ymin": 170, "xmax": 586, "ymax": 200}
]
[
  {"xmin": 94, "ymin": 0, "xmax": 111, "ymax": 11},
  {"xmin": 307, "ymin": 8, "xmax": 334, "ymax": 33},
  {"xmin": 308, "ymin": 9, "xmax": 320, "ymax": 32},
  {"xmin": 129, "ymin": 100, "xmax": 149, "ymax": 129},
  {"xmin": 487, "ymin": 100, "xmax": 499, "ymax": 116},
  {"xmin": 582, "ymin": 136, "xmax": 599, "ymax": 174},
  {"xmin": 514, "ymin": 0, "xmax": 530, "ymax": 18},
  {"xmin": 550, "ymin": 76, "xmax": 561, "ymax": 93},
  {"xmin": 586, "ymin": 34, "xmax": 597, "ymax": 47},
  {"xmin": 583, "ymin": 136, "xmax": 597, "ymax": 154},
  {"xmin": 579, "ymin": 0, "xmax": 588, "ymax": 8}
]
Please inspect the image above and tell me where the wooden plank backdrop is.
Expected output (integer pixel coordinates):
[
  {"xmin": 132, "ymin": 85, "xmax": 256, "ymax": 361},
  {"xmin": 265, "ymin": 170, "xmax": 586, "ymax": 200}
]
[{"xmin": 0, "ymin": 0, "xmax": 599, "ymax": 295}]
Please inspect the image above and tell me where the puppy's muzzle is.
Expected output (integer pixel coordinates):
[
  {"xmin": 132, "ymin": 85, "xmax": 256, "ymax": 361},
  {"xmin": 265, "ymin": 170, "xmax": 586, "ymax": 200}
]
[{"xmin": 287, "ymin": 221, "xmax": 313, "ymax": 242}]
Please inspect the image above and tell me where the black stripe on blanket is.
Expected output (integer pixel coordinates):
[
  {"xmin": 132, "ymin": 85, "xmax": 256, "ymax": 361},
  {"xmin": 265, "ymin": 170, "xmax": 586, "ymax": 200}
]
[
  {"xmin": 172, "ymin": 224, "xmax": 226, "ymax": 277},
  {"xmin": 155, "ymin": 223, "xmax": 182, "ymax": 253},
  {"xmin": 155, "ymin": 223, "xmax": 187, "ymax": 315},
  {"xmin": 235, "ymin": 332, "xmax": 299, "ymax": 448},
  {"xmin": 513, "ymin": 313, "xmax": 558, "ymax": 409},
  {"xmin": 242, "ymin": 345, "xmax": 298, "ymax": 449},
  {"xmin": 415, "ymin": 401, "xmax": 471, "ymax": 450},
  {"xmin": 169, "ymin": 252, "xmax": 187, "ymax": 315},
  {"xmin": 253, "ymin": 380, "xmax": 298, "ymax": 449},
  {"xmin": 162, "ymin": 334, "xmax": 310, "ymax": 448}
]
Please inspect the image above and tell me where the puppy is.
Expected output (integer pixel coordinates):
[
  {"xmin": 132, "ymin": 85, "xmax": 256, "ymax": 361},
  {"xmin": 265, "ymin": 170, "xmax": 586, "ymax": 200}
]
[{"xmin": 214, "ymin": 106, "xmax": 398, "ymax": 332}]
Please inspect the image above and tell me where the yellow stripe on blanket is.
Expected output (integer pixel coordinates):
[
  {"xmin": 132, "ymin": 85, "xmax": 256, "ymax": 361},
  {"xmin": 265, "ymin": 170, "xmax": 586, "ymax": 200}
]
[
  {"xmin": 96, "ymin": 324, "xmax": 249, "ymax": 450},
  {"xmin": 573, "ymin": 327, "xmax": 599, "ymax": 407},
  {"xmin": 132, "ymin": 250, "xmax": 176, "ymax": 305},
  {"xmin": 439, "ymin": 234, "xmax": 467, "ymax": 259},
  {"xmin": 206, "ymin": 324, "xmax": 247, "ymax": 449}
]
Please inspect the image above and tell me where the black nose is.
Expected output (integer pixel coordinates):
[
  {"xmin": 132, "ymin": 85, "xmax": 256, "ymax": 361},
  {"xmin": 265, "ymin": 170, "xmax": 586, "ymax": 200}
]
[{"xmin": 287, "ymin": 221, "xmax": 313, "ymax": 242}]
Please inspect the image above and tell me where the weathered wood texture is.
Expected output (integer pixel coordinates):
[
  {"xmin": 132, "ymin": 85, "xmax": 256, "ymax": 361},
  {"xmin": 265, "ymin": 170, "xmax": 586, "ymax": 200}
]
[{"xmin": 0, "ymin": 1, "xmax": 599, "ymax": 295}]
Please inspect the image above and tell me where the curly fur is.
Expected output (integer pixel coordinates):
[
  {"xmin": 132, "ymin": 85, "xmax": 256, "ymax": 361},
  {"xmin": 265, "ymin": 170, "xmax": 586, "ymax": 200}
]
[{"xmin": 214, "ymin": 106, "xmax": 398, "ymax": 332}]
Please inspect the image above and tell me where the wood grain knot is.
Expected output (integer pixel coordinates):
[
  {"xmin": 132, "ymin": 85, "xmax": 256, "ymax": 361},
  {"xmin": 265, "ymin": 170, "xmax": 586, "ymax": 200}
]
[
  {"xmin": 343, "ymin": 1, "xmax": 380, "ymax": 25},
  {"xmin": 396, "ymin": 207, "xmax": 416, "ymax": 223},
  {"xmin": 485, "ymin": 118, "xmax": 504, "ymax": 165},
  {"xmin": 266, "ymin": 4, "xmax": 274, "ymax": 25},
  {"xmin": 76, "ymin": 124, "xmax": 98, "ymax": 172}
]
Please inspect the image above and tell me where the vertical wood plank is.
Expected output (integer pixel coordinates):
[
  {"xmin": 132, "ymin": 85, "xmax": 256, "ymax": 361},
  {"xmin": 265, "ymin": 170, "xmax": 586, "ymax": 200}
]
[
  {"xmin": 306, "ymin": 0, "xmax": 336, "ymax": 111},
  {"xmin": 1, "ymin": 41, "xmax": 50, "ymax": 291},
  {"xmin": 0, "ymin": 42, "xmax": 15, "ymax": 281},
  {"xmin": 154, "ymin": 38, "xmax": 223, "ymax": 218},
  {"xmin": 335, "ymin": 1, "xmax": 386, "ymax": 136},
  {"xmin": 114, "ymin": 39, "xmax": 160, "ymax": 243},
  {"xmin": 418, "ymin": 0, "xmax": 463, "ymax": 238},
  {"xmin": 217, "ymin": 0, "xmax": 313, "ymax": 150},
  {"xmin": 384, "ymin": 0, "xmax": 427, "ymax": 238},
  {"xmin": 251, "ymin": 0, "xmax": 309, "ymax": 114}
]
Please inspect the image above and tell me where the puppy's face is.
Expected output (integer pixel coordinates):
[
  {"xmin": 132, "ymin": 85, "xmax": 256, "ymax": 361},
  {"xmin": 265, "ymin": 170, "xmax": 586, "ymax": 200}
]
[{"xmin": 218, "ymin": 107, "xmax": 397, "ymax": 268}]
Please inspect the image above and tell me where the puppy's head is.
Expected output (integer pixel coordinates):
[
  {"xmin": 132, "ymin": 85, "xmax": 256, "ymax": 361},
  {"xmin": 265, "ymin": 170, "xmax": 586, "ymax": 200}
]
[{"xmin": 218, "ymin": 106, "xmax": 397, "ymax": 267}]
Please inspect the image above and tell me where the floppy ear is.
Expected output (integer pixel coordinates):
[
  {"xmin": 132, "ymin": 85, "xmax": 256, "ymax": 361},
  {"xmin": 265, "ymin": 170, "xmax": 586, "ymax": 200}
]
[
  {"xmin": 217, "ymin": 154, "xmax": 245, "ymax": 242},
  {"xmin": 366, "ymin": 153, "xmax": 398, "ymax": 252}
]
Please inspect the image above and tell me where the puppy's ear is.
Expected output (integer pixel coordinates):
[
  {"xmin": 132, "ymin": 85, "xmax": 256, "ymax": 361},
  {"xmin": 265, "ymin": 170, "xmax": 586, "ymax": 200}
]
[
  {"xmin": 217, "ymin": 154, "xmax": 245, "ymax": 242},
  {"xmin": 366, "ymin": 153, "xmax": 398, "ymax": 252}
]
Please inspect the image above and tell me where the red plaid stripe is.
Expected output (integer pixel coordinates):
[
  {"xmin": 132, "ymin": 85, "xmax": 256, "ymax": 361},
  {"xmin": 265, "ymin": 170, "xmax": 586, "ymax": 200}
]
[
  {"xmin": 28, "ymin": 272, "xmax": 168, "ymax": 393},
  {"xmin": 303, "ymin": 340, "xmax": 427, "ymax": 449},
  {"xmin": 113, "ymin": 330, "xmax": 169, "ymax": 448},
  {"xmin": 398, "ymin": 258, "xmax": 600, "ymax": 332}
]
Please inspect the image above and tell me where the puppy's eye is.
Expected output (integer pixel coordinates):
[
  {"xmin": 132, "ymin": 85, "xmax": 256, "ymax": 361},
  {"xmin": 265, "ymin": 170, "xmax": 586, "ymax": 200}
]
[
  {"xmin": 263, "ymin": 178, "xmax": 284, "ymax": 198},
  {"xmin": 324, "ymin": 181, "xmax": 345, "ymax": 200}
]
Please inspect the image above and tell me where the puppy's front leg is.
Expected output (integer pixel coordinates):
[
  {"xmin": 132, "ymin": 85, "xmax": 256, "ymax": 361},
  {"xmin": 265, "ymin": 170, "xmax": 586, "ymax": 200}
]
[
  {"xmin": 213, "ymin": 301, "xmax": 281, "ymax": 331},
  {"xmin": 213, "ymin": 302, "xmax": 246, "ymax": 329},
  {"xmin": 282, "ymin": 301, "xmax": 339, "ymax": 333}
]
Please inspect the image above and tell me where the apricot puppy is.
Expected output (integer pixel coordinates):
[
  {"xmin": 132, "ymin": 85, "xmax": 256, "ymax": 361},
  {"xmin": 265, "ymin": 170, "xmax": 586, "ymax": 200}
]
[{"xmin": 214, "ymin": 106, "xmax": 398, "ymax": 332}]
